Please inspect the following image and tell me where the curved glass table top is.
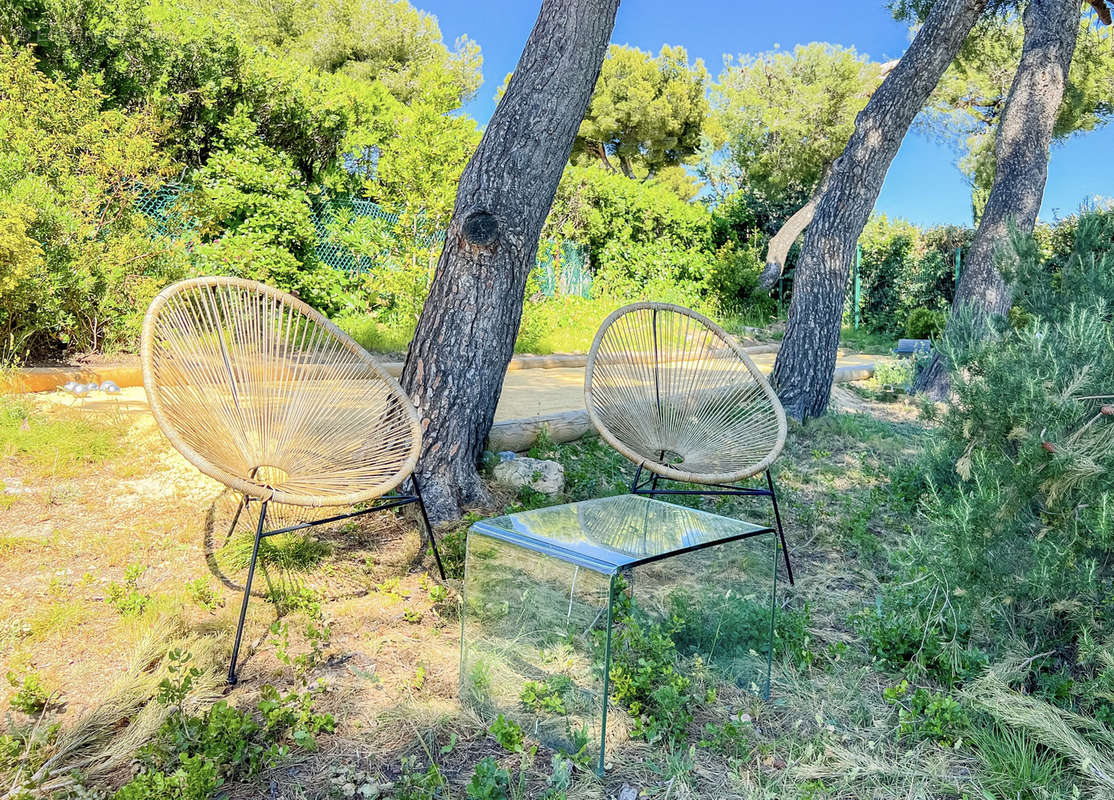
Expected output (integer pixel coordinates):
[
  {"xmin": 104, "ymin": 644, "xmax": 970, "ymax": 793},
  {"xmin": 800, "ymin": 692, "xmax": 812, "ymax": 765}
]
[{"xmin": 469, "ymin": 493, "xmax": 774, "ymax": 573}]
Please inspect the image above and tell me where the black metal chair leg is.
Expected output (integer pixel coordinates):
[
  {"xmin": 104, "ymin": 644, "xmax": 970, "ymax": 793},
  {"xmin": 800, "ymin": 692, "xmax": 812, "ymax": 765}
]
[
  {"xmin": 765, "ymin": 470, "xmax": 794, "ymax": 586},
  {"xmin": 228, "ymin": 500, "xmax": 269, "ymax": 684},
  {"xmin": 411, "ymin": 477, "xmax": 446, "ymax": 581}
]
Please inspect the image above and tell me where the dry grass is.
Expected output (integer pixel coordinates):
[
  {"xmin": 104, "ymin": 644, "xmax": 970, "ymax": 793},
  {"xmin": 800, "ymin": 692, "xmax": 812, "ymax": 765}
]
[{"xmin": 2, "ymin": 389, "xmax": 1108, "ymax": 798}]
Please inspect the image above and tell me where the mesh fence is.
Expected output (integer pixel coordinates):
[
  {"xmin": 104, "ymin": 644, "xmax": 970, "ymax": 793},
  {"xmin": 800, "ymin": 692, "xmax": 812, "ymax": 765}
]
[{"xmin": 135, "ymin": 183, "xmax": 590, "ymax": 298}]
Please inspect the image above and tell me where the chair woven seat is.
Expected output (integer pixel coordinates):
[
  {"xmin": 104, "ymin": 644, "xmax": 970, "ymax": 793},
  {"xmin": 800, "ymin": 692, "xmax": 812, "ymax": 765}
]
[
  {"xmin": 585, "ymin": 302, "xmax": 787, "ymax": 484},
  {"xmin": 141, "ymin": 277, "xmax": 421, "ymax": 508}
]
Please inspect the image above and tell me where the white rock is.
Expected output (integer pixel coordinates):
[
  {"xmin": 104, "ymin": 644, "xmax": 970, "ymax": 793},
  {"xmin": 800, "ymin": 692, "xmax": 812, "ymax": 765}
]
[{"xmin": 492, "ymin": 456, "xmax": 564, "ymax": 495}]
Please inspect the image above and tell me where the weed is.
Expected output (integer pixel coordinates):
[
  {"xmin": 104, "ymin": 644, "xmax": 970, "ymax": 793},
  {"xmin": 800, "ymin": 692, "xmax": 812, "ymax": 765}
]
[
  {"xmin": 466, "ymin": 756, "xmax": 510, "ymax": 800},
  {"xmin": 122, "ymin": 650, "xmax": 334, "ymax": 799},
  {"xmin": 490, "ymin": 714, "xmax": 524, "ymax": 753},
  {"xmin": 598, "ymin": 577, "xmax": 694, "ymax": 745},
  {"xmin": 391, "ymin": 757, "xmax": 447, "ymax": 800},
  {"xmin": 883, "ymin": 680, "xmax": 969, "ymax": 746},
  {"xmin": 106, "ymin": 564, "xmax": 151, "ymax": 616},
  {"xmin": 7, "ymin": 670, "xmax": 50, "ymax": 715},
  {"xmin": 427, "ymin": 583, "xmax": 449, "ymax": 604},
  {"xmin": 851, "ymin": 566, "xmax": 986, "ymax": 686},
  {"xmin": 669, "ymin": 588, "xmax": 813, "ymax": 670},
  {"xmin": 184, "ymin": 578, "xmax": 221, "ymax": 612},
  {"xmin": 520, "ymin": 675, "xmax": 572, "ymax": 715},
  {"xmin": 402, "ymin": 607, "xmax": 423, "ymax": 624},
  {"xmin": 699, "ymin": 717, "xmax": 754, "ymax": 762}
]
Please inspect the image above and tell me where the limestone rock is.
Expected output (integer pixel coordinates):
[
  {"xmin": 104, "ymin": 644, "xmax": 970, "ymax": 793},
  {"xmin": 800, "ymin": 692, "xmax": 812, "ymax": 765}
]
[{"xmin": 492, "ymin": 456, "xmax": 564, "ymax": 495}]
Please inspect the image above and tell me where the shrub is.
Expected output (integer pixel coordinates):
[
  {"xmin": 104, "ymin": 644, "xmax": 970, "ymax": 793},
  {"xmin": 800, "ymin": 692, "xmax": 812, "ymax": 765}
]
[
  {"xmin": 0, "ymin": 43, "xmax": 186, "ymax": 362},
  {"xmin": 926, "ymin": 224, "xmax": 1114, "ymax": 654},
  {"xmin": 904, "ymin": 308, "xmax": 945, "ymax": 339}
]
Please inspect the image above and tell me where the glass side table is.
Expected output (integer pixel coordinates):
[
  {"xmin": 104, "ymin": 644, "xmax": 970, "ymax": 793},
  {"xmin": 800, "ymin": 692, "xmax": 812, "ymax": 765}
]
[{"xmin": 459, "ymin": 494, "xmax": 779, "ymax": 775}]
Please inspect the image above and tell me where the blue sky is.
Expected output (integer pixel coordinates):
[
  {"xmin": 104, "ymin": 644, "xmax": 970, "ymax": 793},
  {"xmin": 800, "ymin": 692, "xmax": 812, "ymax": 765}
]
[{"xmin": 419, "ymin": 0, "xmax": 1113, "ymax": 227}]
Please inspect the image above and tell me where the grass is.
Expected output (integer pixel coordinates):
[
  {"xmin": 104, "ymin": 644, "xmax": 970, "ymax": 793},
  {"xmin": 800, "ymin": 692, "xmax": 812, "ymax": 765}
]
[
  {"xmin": 3, "ymin": 387, "xmax": 1109, "ymax": 799},
  {"xmin": 838, "ymin": 325, "xmax": 896, "ymax": 355},
  {"xmin": 0, "ymin": 397, "xmax": 124, "ymax": 477}
]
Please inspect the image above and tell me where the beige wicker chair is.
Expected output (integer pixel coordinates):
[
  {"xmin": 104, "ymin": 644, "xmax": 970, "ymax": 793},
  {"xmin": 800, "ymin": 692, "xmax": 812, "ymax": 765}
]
[
  {"xmin": 585, "ymin": 302, "xmax": 794, "ymax": 583},
  {"xmin": 141, "ymin": 277, "xmax": 444, "ymax": 682}
]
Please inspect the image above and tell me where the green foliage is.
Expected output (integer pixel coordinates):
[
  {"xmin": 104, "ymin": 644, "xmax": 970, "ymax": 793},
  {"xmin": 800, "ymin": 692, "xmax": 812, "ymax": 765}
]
[
  {"xmin": 106, "ymin": 564, "xmax": 152, "ymax": 617},
  {"xmin": 6, "ymin": 671, "xmax": 50, "ymax": 715},
  {"xmin": 389, "ymin": 757, "xmax": 447, "ymax": 800},
  {"xmin": 113, "ymin": 754, "xmax": 220, "ymax": 800},
  {"xmin": 710, "ymin": 43, "xmax": 885, "ymax": 206},
  {"xmin": 122, "ymin": 649, "xmax": 334, "ymax": 799},
  {"xmin": 698, "ymin": 718, "xmax": 754, "ymax": 762},
  {"xmin": 489, "ymin": 714, "xmax": 524, "ymax": 753},
  {"xmin": 598, "ymin": 577, "xmax": 695, "ymax": 745},
  {"xmin": 574, "ymin": 44, "xmax": 708, "ymax": 181},
  {"xmin": 905, "ymin": 308, "xmax": 946, "ymax": 339},
  {"xmin": 669, "ymin": 588, "xmax": 812, "ymax": 669},
  {"xmin": 884, "ymin": 680, "xmax": 970, "ymax": 746},
  {"xmin": 923, "ymin": 13, "xmax": 1114, "ymax": 213},
  {"xmin": 520, "ymin": 676, "xmax": 572, "ymax": 716},
  {"xmin": 851, "ymin": 566, "xmax": 987, "ymax": 686},
  {"xmin": 856, "ymin": 216, "xmax": 967, "ymax": 335},
  {"xmin": 924, "ymin": 221, "xmax": 1114, "ymax": 662},
  {"xmin": 204, "ymin": 0, "xmax": 482, "ymax": 112},
  {"xmin": 184, "ymin": 578, "xmax": 222, "ymax": 612},
  {"xmin": 873, "ymin": 360, "xmax": 917, "ymax": 391},
  {"xmin": 465, "ymin": 757, "xmax": 510, "ymax": 800},
  {"xmin": 0, "ymin": 42, "xmax": 186, "ymax": 361}
]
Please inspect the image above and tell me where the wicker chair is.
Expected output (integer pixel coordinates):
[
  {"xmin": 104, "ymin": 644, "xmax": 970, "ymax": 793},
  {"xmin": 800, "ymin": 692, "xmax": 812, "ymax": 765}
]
[
  {"xmin": 584, "ymin": 302, "xmax": 794, "ymax": 583},
  {"xmin": 141, "ymin": 277, "xmax": 444, "ymax": 682}
]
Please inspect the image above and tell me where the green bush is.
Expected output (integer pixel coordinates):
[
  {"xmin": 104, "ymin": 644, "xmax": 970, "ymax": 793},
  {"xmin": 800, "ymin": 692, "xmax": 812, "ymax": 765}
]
[
  {"xmin": 0, "ymin": 43, "xmax": 188, "ymax": 362},
  {"xmin": 901, "ymin": 220, "xmax": 1114, "ymax": 703},
  {"xmin": 855, "ymin": 216, "xmax": 964, "ymax": 336},
  {"xmin": 904, "ymin": 308, "xmax": 945, "ymax": 339}
]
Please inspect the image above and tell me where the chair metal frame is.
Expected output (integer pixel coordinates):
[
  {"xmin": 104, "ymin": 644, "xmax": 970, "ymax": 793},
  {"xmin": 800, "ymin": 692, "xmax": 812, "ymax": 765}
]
[{"xmin": 225, "ymin": 478, "xmax": 444, "ymax": 684}]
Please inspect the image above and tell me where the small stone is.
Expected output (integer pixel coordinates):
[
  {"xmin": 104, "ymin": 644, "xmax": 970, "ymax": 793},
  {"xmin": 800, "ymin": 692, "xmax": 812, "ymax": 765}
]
[
  {"xmin": 493, "ymin": 456, "xmax": 564, "ymax": 495},
  {"xmin": 617, "ymin": 785, "xmax": 640, "ymax": 800}
]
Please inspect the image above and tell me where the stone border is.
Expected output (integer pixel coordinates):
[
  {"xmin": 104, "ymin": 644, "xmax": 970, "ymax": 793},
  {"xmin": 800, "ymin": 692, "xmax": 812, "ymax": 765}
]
[{"xmin": 487, "ymin": 361, "xmax": 874, "ymax": 452}]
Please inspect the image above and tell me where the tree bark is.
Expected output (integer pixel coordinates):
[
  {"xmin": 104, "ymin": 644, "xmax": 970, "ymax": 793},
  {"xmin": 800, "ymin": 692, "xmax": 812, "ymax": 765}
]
[
  {"xmin": 915, "ymin": 0, "xmax": 1081, "ymax": 399},
  {"xmin": 757, "ymin": 60, "xmax": 898, "ymax": 292},
  {"xmin": 770, "ymin": 0, "xmax": 988, "ymax": 421},
  {"xmin": 399, "ymin": 0, "xmax": 620, "ymax": 522}
]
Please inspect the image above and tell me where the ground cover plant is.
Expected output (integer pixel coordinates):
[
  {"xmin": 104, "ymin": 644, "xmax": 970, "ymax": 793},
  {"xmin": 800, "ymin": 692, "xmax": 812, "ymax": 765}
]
[{"xmin": 5, "ymin": 294, "xmax": 1113, "ymax": 798}]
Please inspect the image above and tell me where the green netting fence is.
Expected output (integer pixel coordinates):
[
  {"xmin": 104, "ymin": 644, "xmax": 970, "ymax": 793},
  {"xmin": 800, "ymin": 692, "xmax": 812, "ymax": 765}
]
[{"xmin": 134, "ymin": 184, "xmax": 591, "ymax": 298}]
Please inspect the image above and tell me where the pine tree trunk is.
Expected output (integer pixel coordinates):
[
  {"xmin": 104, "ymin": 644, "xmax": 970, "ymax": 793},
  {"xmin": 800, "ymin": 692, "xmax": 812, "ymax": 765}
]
[
  {"xmin": 915, "ymin": 0, "xmax": 1080, "ymax": 399},
  {"xmin": 400, "ymin": 0, "xmax": 620, "ymax": 522},
  {"xmin": 769, "ymin": 0, "xmax": 988, "ymax": 421}
]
